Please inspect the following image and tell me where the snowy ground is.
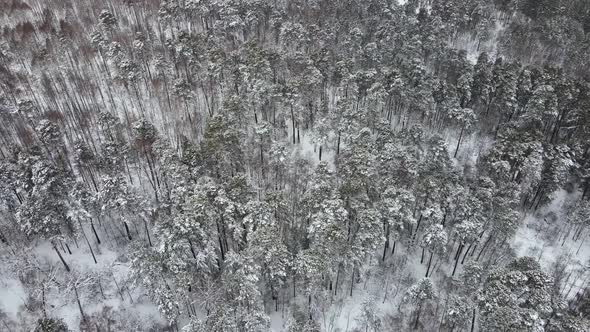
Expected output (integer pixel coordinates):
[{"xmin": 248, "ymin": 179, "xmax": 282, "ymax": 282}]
[
  {"xmin": 513, "ymin": 189, "xmax": 590, "ymax": 298},
  {"xmin": 0, "ymin": 277, "xmax": 26, "ymax": 319},
  {"xmin": 0, "ymin": 238, "xmax": 163, "ymax": 330}
]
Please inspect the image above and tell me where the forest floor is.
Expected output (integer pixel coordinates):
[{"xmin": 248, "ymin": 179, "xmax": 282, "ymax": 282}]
[{"xmin": 0, "ymin": 239, "xmax": 164, "ymax": 330}]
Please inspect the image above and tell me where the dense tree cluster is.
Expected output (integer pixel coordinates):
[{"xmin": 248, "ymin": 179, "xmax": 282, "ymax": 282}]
[{"xmin": 1, "ymin": 0, "xmax": 590, "ymax": 331}]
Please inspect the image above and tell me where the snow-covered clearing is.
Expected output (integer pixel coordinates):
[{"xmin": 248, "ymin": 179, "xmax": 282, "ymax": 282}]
[
  {"xmin": 0, "ymin": 238, "xmax": 163, "ymax": 330},
  {"xmin": 0, "ymin": 277, "xmax": 26, "ymax": 319},
  {"xmin": 513, "ymin": 189, "xmax": 590, "ymax": 298}
]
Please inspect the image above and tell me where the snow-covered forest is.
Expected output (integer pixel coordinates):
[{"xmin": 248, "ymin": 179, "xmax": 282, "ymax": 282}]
[{"xmin": 2, "ymin": 0, "xmax": 590, "ymax": 331}]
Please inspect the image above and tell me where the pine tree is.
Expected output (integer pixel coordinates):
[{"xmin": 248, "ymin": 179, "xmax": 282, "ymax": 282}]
[
  {"xmin": 403, "ymin": 278, "xmax": 437, "ymax": 330},
  {"xmin": 444, "ymin": 295, "xmax": 472, "ymax": 331},
  {"xmin": 34, "ymin": 317, "xmax": 69, "ymax": 332},
  {"xmin": 421, "ymin": 224, "xmax": 448, "ymax": 277},
  {"xmin": 478, "ymin": 257, "xmax": 554, "ymax": 332}
]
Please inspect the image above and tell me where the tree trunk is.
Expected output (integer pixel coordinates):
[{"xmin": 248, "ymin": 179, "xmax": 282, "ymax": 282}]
[
  {"xmin": 425, "ymin": 251, "xmax": 434, "ymax": 277},
  {"xmin": 42, "ymin": 286, "xmax": 47, "ymax": 317},
  {"xmin": 454, "ymin": 125, "xmax": 465, "ymax": 158},
  {"xmin": 529, "ymin": 185, "xmax": 543, "ymax": 210},
  {"xmin": 461, "ymin": 243, "xmax": 473, "ymax": 264},
  {"xmin": 350, "ymin": 268, "xmax": 355, "ymax": 297},
  {"xmin": 1, "ymin": 318, "xmax": 12, "ymax": 332},
  {"xmin": 291, "ymin": 105, "xmax": 296, "ymax": 144},
  {"xmin": 90, "ymin": 220, "xmax": 101, "ymax": 244},
  {"xmin": 188, "ymin": 239, "xmax": 197, "ymax": 259},
  {"xmin": 383, "ymin": 276, "xmax": 390, "ymax": 304},
  {"xmin": 476, "ymin": 234, "xmax": 493, "ymax": 261},
  {"xmin": 216, "ymin": 220, "xmax": 226, "ymax": 262},
  {"xmin": 452, "ymin": 244, "xmax": 464, "ymax": 276},
  {"xmin": 413, "ymin": 214, "xmax": 423, "ymax": 241},
  {"xmin": 85, "ymin": 233, "xmax": 97, "ymax": 264},
  {"xmin": 53, "ymin": 244, "xmax": 71, "ymax": 272},
  {"xmin": 74, "ymin": 285, "xmax": 86, "ymax": 323},
  {"xmin": 414, "ymin": 303, "xmax": 422, "ymax": 330},
  {"xmin": 335, "ymin": 266, "xmax": 341, "ymax": 296},
  {"xmin": 77, "ymin": 219, "xmax": 96, "ymax": 264},
  {"xmin": 124, "ymin": 222, "xmax": 132, "ymax": 240},
  {"xmin": 113, "ymin": 275, "xmax": 125, "ymax": 301},
  {"xmin": 98, "ymin": 279, "xmax": 106, "ymax": 299},
  {"xmin": 470, "ymin": 243, "xmax": 478, "ymax": 257},
  {"xmin": 454, "ymin": 243, "xmax": 464, "ymax": 260},
  {"xmin": 144, "ymin": 218, "xmax": 152, "ymax": 246},
  {"xmin": 383, "ymin": 224, "xmax": 390, "ymax": 262}
]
